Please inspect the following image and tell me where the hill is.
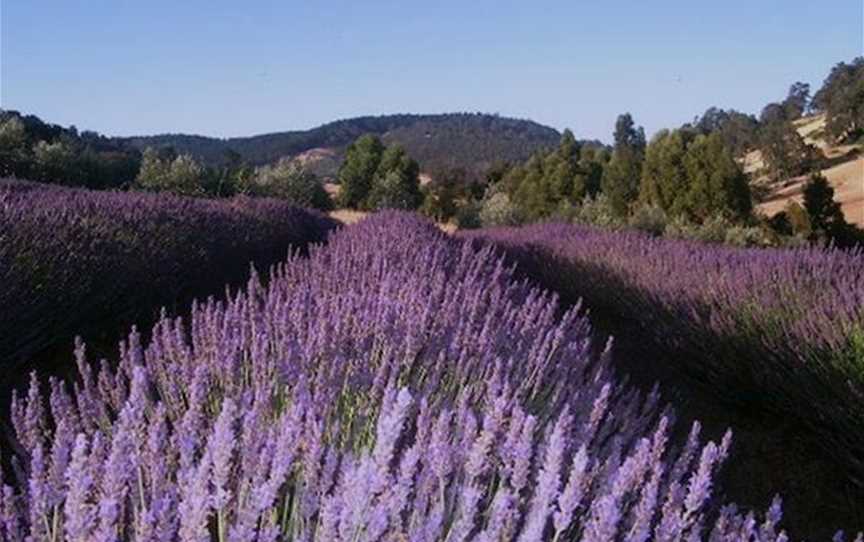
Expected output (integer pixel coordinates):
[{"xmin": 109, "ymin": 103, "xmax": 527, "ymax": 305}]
[
  {"xmin": 746, "ymin": 114, "xmax": 863, "ymax": 226},
  {"xmin": 119, "ymin": 113, "xmax": 571, "ymax": 180}
]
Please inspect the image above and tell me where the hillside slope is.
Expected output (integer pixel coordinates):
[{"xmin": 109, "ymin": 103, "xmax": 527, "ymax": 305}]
[
  {"xmin": 747, "ymin": 114, "xmax": 863, "ymax": 226},
  {"xmin": 120, "ymin": 113, "xmax": 568, "ymax": 179}
]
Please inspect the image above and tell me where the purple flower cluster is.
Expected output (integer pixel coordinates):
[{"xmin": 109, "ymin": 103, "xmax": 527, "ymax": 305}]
[
  {"xmin": 463, "ymin": 222, "xmax": 864, "ymax": 482},
  {"xmin": 0, "ymin": 178, "xmax": 337, "ymax": 374},
  {"xmin": 0, "ymin": 212, "xmax": 848, "ymax": 540}
]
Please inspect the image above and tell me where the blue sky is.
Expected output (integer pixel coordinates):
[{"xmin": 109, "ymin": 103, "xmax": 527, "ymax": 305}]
[{"xmin": 1, "ymin": 1, "xmax": 861, "ymax": 142}]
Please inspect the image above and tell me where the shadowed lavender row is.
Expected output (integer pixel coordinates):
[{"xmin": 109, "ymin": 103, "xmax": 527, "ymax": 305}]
[
  {"xmin": 0, "ymin": 179, "xmax": 338, "ymax": 378},
  {"xmin": 0, "ymin": 213, "xmax": 848, "ymax": 540},
  {"xmin": 461, "ymin": 222, "xmax": 864, "ymax": 483}
]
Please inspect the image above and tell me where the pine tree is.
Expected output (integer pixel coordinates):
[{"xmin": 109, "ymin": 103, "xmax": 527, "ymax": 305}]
[
  {"xmin": 639, "ymin": 129, "xmax": 689, "ymax": 214},
  {"xmin": 367, "ymin": 145, "xmax": 423, "ymax": 210},
  {"xmin": 803, "ymin": 174, "xmax": 847, "ymax": 238},
  {"xmin": 336, "ymin": 134, "xmax": 384, "ymax": 208},
  {"xmin": 601, "ymin": 113, "xmax": 645, "ymax": 216},
  {"xmin": 682, "ymin": 133, "xmax": 752, "ymax": 222}
]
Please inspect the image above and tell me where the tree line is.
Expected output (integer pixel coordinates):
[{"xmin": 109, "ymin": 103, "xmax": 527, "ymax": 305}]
[{"xmin": 0, "ymin": 56, "xmax": 860, "ymax": 237}]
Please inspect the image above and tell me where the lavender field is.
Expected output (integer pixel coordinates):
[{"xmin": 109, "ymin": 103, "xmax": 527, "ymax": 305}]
[
  {"xmin": 462, "ymin": 224, "xmax": 864, "ymax": 484},
  {"xmin": 0, "ymin": 179, "xmax": 337, "ymax": 382},
  {"xmin": 1, "ymin": 205, "xmax": 862, "ymax": 540}
]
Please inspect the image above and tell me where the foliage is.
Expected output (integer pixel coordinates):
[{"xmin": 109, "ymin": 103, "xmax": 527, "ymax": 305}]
[
  {"xmin": 245, "ymin": 158, "xmax": 333, "ymax": 211},
  {"xmin": 757, "ymin": 120, "xmax": 819, "ymax": 180},
  {"xmin": 336, "ymin": 134, "xmax": 384, "ymax": 208},
  {"xmin": 783, "ymin": 82, "xmax": 811, "ymax": 120},
  {"xmin": 639, "ymin": 129, "xmax": 690, "ymax": 215},
  {"xmin": 135, "ymin": 149, "xmax": 205, "ymax": 196},
  {"xmin": 501, "ymin": 130, "xmax": 609, "ymax": 221},
  {"xmin": 688, "ymin": 107, "xmax": 760, "ymax": 155},
  {"xmin": 0, "ymin": 110, "xmax": 141, "ymax": 188},
  {"xmin": 811, "ymin": 57, "xmax": 864, "ymax": 143},
  {"xmin": 601, "ymin": 114, "xmax": 645, "ymax": 216},
  {"xmin": 454, "ymin": 200, "xmax": 483, "ymax": 229},
  {"xmin": 1, "ymin": 212, "xmax": 811, "ymax": 540},
  {"xmin": 628, "ymin": 204, "xmax": 668, "ymax": 236},
  {"xmin": 420, "ymin": 167, "xmax": 478, "ymax": 222},
  {"xmin": 567, "ymin": 194, "xmax": 625, "ymax": 230},
  {"xmin": 681, "ymin": 133, "xmax": 752, "ymax": 222},
  {"xmin": 367, "ymin": 145, "xmax": 423, "ymax": 210},
  {"xmin": 479, "ymin": 192, "xmax": 523, "ymax": 227},
  {"xmin": 803, "ymin": 173, "xmax": 863, "ymax": 247},
  {"xmin": 0, "ymin": 178, "xmax": 337, "ymax": 372},
  {"xmin": 640, "ymin": 129, "xmax": 752, "ymax": 222}
]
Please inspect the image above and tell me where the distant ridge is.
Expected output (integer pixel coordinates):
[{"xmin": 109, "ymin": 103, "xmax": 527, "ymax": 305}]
[{"xmin": 119, "ymin": 113, "xmax": 597, "ymax": 179}]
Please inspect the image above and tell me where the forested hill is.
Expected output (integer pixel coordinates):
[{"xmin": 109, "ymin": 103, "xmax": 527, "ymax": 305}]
[{"xmin": 119, "ymin": 113, "xmax": 574, "ymax": 178}]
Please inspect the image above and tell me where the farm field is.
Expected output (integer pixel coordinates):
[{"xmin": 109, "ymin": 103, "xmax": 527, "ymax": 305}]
[
  {"xmin": 1, "ymin": 203, "xmax": 862, "ymax": 539},
  {"xmin": 3, "ymin": 3, "xmax": 864, "ymax": 540},
  {"xmin": 0, "ymin": 179, "xmax": 337, "ymax": 392}
]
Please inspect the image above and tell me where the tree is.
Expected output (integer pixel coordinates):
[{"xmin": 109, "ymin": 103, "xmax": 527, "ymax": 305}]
[
  {"xmin": 136, "ymin": 148, "xmax": 171, "ymax": 190},
  {"xmin": 718, "ymin": 111, "xmax": 760, "ymax": 154},
  {"xmin": 32, "ymin": 140, "xmax": 81, "ymax": 184},
  {"xmin": 601, "ymin": 151, "xmax": 642, "ymax": 216},
  {"xmin": 479, "ymin": 192, "xmax": 523, "ymax": 226},
  {"xmin": 251, "ymin": 158, "xmax": 332, "ymax": 210},
  {"xmin": 576, "ymin": 146, "xmax": 607, "ymax": 198},
  {"xmin": 0, "ymin": 117, "xmax": 31, "ymax": 177},
  {"xmin": 812, "ymin": 58, "xmax": 864, "ymax": 143},
  {"xmin": 803, "ymin": 173, "xmax": 849, "ymax": 241},
  {"xmin": 421, "ymin": 168, "xmax": 468, "ymax": 221},
  {"xmin": 367, "ymin": 145, "xmax": 423, "ymax": 210},
  {"xmin": 759, "ymin": 103, "xmax": 787, "ymax": 125},
  {"xmin": 682, "ymin": 133, "xmax": 752, "ymax": 222},
  {"xmin": 512, "ymin": 155, "xmax": 555, "ymax": 221},
  {"xmin": 166, "ymin": 155, "xmax": 205, "ymax": 196},
  {"xmin": 689, "ymin": 108, "xmax": 759, "ymax": 155},
  {"xmin": 639, "ymin": 129, "xmax": 690, "ymax": 214},
  {"xmin": 136, "ymin": 148, "xmax": 203, "ymax": 196},
  {"xmin": 336, "ymin": 134, "xmax": 385, "ymax": 208},
  {"xmin": 758, "ymin": 120, "xmax": 818, "ymax": 180},
  {"xmin": 602, "ymin": 113, "xmax": 646, "ymax": 216},
  {"xmin": 613, "ymin": 113, "xmax": 646, "ymax": 152},
  {"xmin": 783, "ymin": 82, "xmax": 810, "ymax": 120}
]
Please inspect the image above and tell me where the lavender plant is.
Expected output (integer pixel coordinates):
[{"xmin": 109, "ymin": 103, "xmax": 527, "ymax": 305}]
[
  {"xmin": 0, "ymin": 212, "xmax": 842, "ymax": 540},
  {"xmin": 462, "ymin": 222, "xmax": 864, "ymax": 483},
  {"xmin": 0, "ymin": 178, "xmax": 337, "ymax": 375}
]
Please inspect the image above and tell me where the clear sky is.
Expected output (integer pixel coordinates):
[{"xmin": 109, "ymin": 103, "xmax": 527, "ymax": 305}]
[{"xmin": 1, "ymin": 1, "xmax": 861, "ymax": 142}]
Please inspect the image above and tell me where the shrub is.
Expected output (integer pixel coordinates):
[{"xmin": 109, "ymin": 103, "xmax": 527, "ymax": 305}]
[
  {"xmin": 479, "ymin": 192, "xmax": 523, "ymax": 227},
  {"xmin": 569, "ymin": 194, "xmax": 625, "ymax": 230},
  {"xmin": 628, "ymin": 204, "xmax": 668, "ymax": 236},
  {"xmin": 247, "ymin": 158, "xmax": 333, "ymax": 211},
  {"xmin": 455, "ymin": 200, "xmax": 483, "ymax": 229}
]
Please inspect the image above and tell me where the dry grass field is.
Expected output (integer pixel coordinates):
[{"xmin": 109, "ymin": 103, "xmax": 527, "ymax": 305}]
[{"xmin": 748, "ymin": 114, "xmax": 864, "ymax": 226}]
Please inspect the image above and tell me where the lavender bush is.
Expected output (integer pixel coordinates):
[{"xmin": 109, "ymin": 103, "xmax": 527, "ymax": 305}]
[
  {"xmin": 0, "ymin": 212, "xmax": 825, "ymax": 540},
  {"xmin": 0, "ymin": 178, "xmax": 337, "ymax": 375},
  {"xmin": 462, "ymin": 222, "xmax": 864, "ymax": 483}
]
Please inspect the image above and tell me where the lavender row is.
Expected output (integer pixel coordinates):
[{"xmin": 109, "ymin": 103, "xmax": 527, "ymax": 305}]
[
  {"xmin": 462, "ymin": 222, "xmax": 864, "ymax": 482},
  {"xmin": 1, "ymin": 212, "xmax": 821, "ymax": 540},
  {"xmin": 0, "ymin": 178, "xmax": 337, "ymax": 377}
]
